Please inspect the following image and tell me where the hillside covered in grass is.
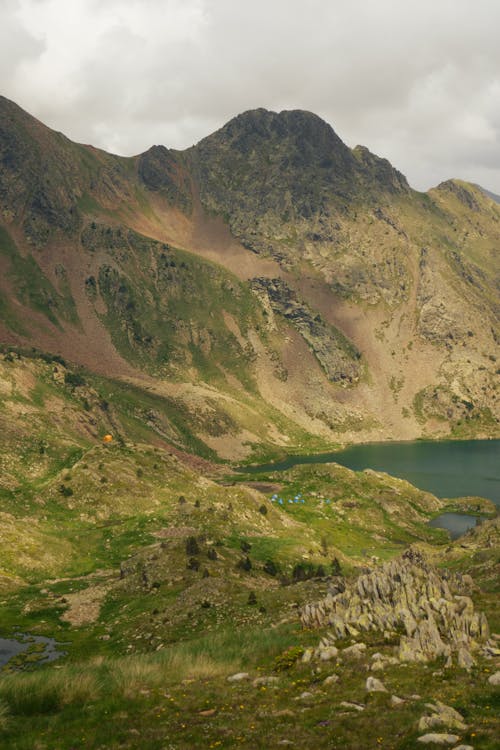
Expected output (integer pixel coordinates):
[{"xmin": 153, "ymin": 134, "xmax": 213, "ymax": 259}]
[{"xmin": 0, "ymin": 351, "xmax": 498, "ymax": 748}]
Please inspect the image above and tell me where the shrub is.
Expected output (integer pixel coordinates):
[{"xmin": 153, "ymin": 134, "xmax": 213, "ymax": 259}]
[
  {"xmin": 186, "ymin": 536, "xmax": 200, "ymax": 556},
  {"xmin": 273, "ymin": 645, "xmax": 305, "ymax": 672},
  {"xmin": 258, "ymin": 504, "xmax": 267, "ymax": 515},
  {"xmin": 187, "ymin": 557, "xmax": 200, "ymax": 571},
  {"xmin": 207, "ymin": 547, "xmax": 218, "ymax": 561},
  {"xmin": 236, "ymin": 556, "xmax": 252, "ymax": 572},
  {"xmin": 64, "ymin": 372, "xmax": 86, "ymax": 387},
  {"xmin": 247, "ymin": 591, "xmax": 257, "ymax": 605},
  {"xmin": 263, "ymin": 559, "xmax": 279, "ymax": 576},
  {"xmin": 58, "ymin": 484, "xmax": 73, "ymax": 497},
  {"xmin": 240, "ymin": 540, "xmax": 252, "ymax": 553},
  {"xmin": 331, "ymin": 557, "xmax": 342, "ymax": 576}
]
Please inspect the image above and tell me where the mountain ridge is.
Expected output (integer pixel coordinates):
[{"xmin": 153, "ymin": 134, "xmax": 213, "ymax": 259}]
[{"xmin": 0, "ymin": 95, "xmax": 498, "ymax": 460}]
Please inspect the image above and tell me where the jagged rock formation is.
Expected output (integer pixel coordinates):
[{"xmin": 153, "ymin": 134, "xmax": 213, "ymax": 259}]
[
  {"xmin": 250, "ymin": 277, "xmax": 361, "ymax": 383},
  {"xmin": 301, "ymin": 550, "xmax": 490, "ymax": 667}
]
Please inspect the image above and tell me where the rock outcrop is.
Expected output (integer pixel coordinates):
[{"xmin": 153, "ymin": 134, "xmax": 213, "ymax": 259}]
[
  {"xmin": 250, "ymin": 277, "xmax": 361, "ymax": 383},
  {"xmin": 301, "ymin": 550, "xmax": 490, "ymax": 667}
]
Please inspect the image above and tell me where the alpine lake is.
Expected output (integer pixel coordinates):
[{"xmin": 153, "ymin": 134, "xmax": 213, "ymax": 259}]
[{"xmin": 240, "ymin": 438, "xmax": 500, "ymax": 540}]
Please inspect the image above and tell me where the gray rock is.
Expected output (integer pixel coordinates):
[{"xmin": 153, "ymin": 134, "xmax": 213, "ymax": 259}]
[
  {"xmin": 301, "ymin": 552, "xmax": 490, "ymax": 666},
  {"xmin": 417, "ymin": 735, "xmax": 460, "ymax": 745},
  {"xmin": 366, "ymin": 676, "xmax": 387, "ymax": 692},
  {"xmin": 342, "ymin": 642, "xmax": 367, "ymax": 659},
  {"xmin": 340, "ymin": 701, "xmax": 364, "ymax": 711},
  {"xmin": 390, "ymin": 695, "xmax": 405, "ymax": 706},
  {"xmin": 457, "ymin": 646, "xmax": 475, "ymax": 670},
  {"xmin": 227, "ymin": 672, "xmax": 250, "ymax": 682},
  {"xmin": 451, "ymin": 746, "xmax": 474, "ymax": 750},
  {"xmin": 323, "ymin": 674, "xmax": 339, "ymax": 686},
  {"xmin": 419, "ymin": 701, "xmax": 467, "ymax": 732},
  {"xmin": 487, "ymin": 671, "xmax": 500, "ymax": 685},
  {"xmin": 301, "ymin": 648, "xmax": 313, "ymax": 663},
  {"xmin": 318, "ymin": 645, "xmax": 338, "ymax": 661}
]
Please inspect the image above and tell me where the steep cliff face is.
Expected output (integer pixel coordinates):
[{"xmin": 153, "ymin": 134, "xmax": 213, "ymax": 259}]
[{"xmin": 0, "ymin": 97, "xmax": 498, "ymax": 457}]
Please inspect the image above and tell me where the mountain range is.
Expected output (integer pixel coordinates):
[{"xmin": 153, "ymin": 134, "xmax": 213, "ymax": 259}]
[{"xmin": 1, "ymin": 95, "xmax": 498, "ymax": 461}]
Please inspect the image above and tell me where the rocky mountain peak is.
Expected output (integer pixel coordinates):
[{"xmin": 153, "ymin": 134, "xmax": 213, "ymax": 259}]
[
  {"xmin": 352, "ymin": 144, "xmax": 410, "ymax": 193},
  {"xmin": 194, "ymin": 107, "xmax": 356, "ymax": 177}
]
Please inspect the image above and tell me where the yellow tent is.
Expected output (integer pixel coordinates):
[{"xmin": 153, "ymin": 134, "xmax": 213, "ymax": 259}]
[{"xmin": 102, "ymin": 434, "xmax": 113, "ymax": 444}]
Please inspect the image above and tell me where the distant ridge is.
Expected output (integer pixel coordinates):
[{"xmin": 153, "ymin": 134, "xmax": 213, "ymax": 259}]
[{"xmin": 476, "ymin": 184, "xmax": 500, "ymax": 204}]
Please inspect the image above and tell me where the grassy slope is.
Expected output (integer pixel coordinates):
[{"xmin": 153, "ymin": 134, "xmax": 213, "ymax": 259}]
[{"xmin": 0, "ymin": 353, "xmax": 498, "ymax": 749}]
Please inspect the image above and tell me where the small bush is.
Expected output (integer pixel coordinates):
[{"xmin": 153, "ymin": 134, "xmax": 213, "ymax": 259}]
[
  {"xmin": 247, "ymin": 592, "xmax": 257, "ymax": 605},
  {"xmin": 240, "ymin": 540, "xmax": 252, "ymax": 553},
  {"xmin": 186, "ymin": 536, "xmax": 200, "ymax": 556},
  {"xmin": 64, "ymin": 372, "xmax": 86, "ymax": 387},
  {"xmin": 207, "ymin": 547, "xmax": 218, "ymax": 561},
  {"xmin": 236, "ymin": 556, "xmax": 252, "ymax": 572},
  {"xmin": 58, "ymin": 484, "xmax": 73, "ymax": 497},
  {"xmin": 331, "ymin": 557, "xmax": 342, "ymax": 576},
  {"xmin": 258, "ymin": 504, "xmax": 267, "ymax": 515},
  {"xmin": 187, "ymin": 557, "xmax": 200, "ymax": 571},
  {"xmin": 273, "ymin": 645, "xmax": 305, "ymax": 672},
  {"xmin": 263, "ymin": 559, "xmax": 279, "ymax": 576}
]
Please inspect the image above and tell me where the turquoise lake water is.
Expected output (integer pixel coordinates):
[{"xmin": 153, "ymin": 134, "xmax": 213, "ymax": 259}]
[
  {"xmin": 241, "ymin": 439, "xmax": 500, "ymax": 506},
  {"xmin": 240, "ymin": 439, "xmax": 499, "ymax": 536}
]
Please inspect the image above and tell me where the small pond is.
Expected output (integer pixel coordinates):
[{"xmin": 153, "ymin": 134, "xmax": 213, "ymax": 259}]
[
  {"xmin": 428, "ymin": 512, "xmax": 483, "ymax": 540},
  {"xmin": 0, "ymin": 633, "xmax": 66, "ymax": 670}
]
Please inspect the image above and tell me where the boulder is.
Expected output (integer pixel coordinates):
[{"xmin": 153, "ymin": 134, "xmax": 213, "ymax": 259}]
[
  {"xmin": 419, "ymin": 702, "xmax": 468, "ymax": 732},
  {"xmin": 390, "ymin": 695, "xmax": 405, "ymax": 706},
  {"xmin": 323, "ymin": 674, "xmax": 339, "ymax": 686},
  {"xmin": 417, "ymin": 735, "xmax": 460, "ymax": 745},
  {"xmin": 317, "ymin": 645, "xmax": 338, "ymax": 661},
  {"xmin": 342, "ymin": 642, "xmax": 366, "ymax": 659},
  {"xmin": 227, "ymin": 672, "xmax": 250, "ymax": 682},
  {"xmin": 366, "ymin": 676, "xmax": 387, "ymax": 693},
  {"xmin": 340, "ymin": 701, "xmax": 364, "ymax": 711}
]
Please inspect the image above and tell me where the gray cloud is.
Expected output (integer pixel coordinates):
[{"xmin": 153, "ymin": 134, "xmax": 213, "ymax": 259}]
[{"xmin": 1, "ymin": 0, "xmax": 499, "ymax": 191}]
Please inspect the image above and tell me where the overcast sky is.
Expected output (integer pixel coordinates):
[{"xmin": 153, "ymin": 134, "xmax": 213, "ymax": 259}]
[{"xmin": 1, "ymin": 0, "xmax": 499, "ymax": 192}]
